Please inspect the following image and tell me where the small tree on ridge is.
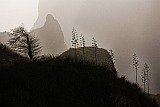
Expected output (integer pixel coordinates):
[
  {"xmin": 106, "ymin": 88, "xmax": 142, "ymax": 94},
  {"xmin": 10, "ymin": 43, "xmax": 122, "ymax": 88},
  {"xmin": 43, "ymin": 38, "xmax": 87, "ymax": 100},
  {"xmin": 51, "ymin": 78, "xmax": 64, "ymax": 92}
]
[{"xmin": 8, "ymin": 26, "xmax": 42, "ymax": 59}]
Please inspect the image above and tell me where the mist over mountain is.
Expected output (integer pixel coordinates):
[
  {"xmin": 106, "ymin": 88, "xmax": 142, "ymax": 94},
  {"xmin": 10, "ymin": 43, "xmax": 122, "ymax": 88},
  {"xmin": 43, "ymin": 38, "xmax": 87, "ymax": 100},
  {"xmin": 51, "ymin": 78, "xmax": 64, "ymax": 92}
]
[
  {"xmin": 0, "ymin": 32, "xmax": 9, "ymax": 44},
  {"xmin": 32, "ymin": 0, "xmax": 160, "ymax": 94},
  {"xmin": 0, "ymin": 0, "xmax": 159, "ymax": 106},
  {"xmin": 0, "ymin": 23, "xmax": 26, "ymax": 45},
  {"xmin": 75, "ymin": 0, "xmax": 160, "ymax": 94},
  {"xmin": 32, "ymin": 14, "xmax": 67, "ymax": 55}
]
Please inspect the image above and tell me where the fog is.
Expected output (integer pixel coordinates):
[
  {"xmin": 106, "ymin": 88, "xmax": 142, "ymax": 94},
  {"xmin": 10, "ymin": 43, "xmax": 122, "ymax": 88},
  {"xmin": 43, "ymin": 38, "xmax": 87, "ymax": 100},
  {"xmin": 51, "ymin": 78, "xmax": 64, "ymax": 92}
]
[
  {"xmin": 33, "ymin": 0, "xmax": 160, "ymax": 94},
  {"xmin": 0, "ymin": 0, "xmax": 160, "ymax": 94},
  {"xmin": 0, "ymin": 0, "xmax": 38, "ymax": 31}
]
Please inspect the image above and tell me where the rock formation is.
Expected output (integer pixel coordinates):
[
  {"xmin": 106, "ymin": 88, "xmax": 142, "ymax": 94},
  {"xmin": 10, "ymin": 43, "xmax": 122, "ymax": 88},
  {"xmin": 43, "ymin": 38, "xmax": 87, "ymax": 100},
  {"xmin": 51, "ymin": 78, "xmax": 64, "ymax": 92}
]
[{"xmin": 32, "ymin": 14, "xmax": 67, "ymax": 55}]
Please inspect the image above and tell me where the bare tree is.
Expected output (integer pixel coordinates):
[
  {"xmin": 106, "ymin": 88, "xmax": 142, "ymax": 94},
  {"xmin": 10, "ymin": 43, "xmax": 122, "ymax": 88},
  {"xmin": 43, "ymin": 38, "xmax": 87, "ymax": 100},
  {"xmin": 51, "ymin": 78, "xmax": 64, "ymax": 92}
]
[
  {"xmin": 92, "ymin": 37, "xmax": 97, "ymax": 65},
  {"xmin": 80, "ymin": 33, "xmax": 85, "ymax": 61},
  {"xmin": 71, "ymin": 27, "xmax": 79, "ymax": 62},
  {"xmin": 8, "ymin": 26, "xmax": 42, "ymax": 59},
  {"xmin": 133, "ymin": 53, "xmax": 139, "ymax": 84}
]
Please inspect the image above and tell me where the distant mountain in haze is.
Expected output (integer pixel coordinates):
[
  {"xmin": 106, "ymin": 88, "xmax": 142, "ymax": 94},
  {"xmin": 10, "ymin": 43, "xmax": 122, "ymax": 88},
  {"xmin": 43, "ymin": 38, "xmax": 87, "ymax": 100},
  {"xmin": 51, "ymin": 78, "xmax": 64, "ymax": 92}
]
[
  {"xmin": 33, "ymin": 0, "xmax": 160, "ymax": 94},
  {"xmin": 0, "ymin": 32, "xmax": 9, "ymax": 44},
  {"xmin": 0, "ymin": 22, "xmax": 25, "ymax": 45},
  {"xmin": 32, "ymin": 14, "xmax": 67, "ymax": 55},
  {"xmin": 59, "ymin": 47, "xmax": 116, "ymax": 71}
]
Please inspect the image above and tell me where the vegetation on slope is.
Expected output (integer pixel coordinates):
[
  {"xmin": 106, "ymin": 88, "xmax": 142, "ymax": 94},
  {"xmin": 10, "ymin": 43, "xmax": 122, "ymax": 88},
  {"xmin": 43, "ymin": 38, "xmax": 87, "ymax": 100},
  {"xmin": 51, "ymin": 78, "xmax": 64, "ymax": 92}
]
[
  {"xmin": 0, "ymin": 43, "xmax": 27, "ymax": 66},
  {"xmin": 151, "ymin": 94, "xmax": 160, "ymax": 106},
  {"xmin": 0, "ymin": 44, "xmax": 158, "ymax": 107},
  {"xmin": 0, "ymin": 59, "xmax": 158, "ymax": 106},
  {"xmin": 59, "ymin": 47, "xmax": 115, "ymax": 70}
]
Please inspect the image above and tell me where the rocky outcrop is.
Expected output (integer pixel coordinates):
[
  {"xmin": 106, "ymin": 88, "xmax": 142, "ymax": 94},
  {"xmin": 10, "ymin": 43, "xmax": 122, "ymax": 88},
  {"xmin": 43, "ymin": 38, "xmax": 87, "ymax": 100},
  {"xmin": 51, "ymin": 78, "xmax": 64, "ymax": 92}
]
[
  {"xmin": 32, "ymin": 14, "xmax": 67, "ymax": 55},
  {"xmin": 59, "ymin": 47, "xmax": 116, "ymax": 71}
]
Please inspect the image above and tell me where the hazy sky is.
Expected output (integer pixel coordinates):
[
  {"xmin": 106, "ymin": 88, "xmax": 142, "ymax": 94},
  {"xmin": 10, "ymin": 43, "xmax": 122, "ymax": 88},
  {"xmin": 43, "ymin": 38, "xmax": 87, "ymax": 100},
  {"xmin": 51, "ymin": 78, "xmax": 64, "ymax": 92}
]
[
  {"xmin": 0, "ymin": 0, "xmax": 159, "ymax": 94},
  {"xmin": 33, "ymin": 0, "xmax": 160, "ymax": 94},
  {"xmin": 0, "ymin": 0, "xmax": 38, "ymax": 31}
]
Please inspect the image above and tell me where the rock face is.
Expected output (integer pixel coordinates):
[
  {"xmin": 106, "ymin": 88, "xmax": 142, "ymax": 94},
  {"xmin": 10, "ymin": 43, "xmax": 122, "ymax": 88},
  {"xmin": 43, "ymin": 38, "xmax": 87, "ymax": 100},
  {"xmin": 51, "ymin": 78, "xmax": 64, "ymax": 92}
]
[
  {"xmin": 59, "ymin": 47, "xmax": 116, "ymax": 72},
  {"xmin": 32, "ymin": 14, "xmax": 67, "ymax": 55}
]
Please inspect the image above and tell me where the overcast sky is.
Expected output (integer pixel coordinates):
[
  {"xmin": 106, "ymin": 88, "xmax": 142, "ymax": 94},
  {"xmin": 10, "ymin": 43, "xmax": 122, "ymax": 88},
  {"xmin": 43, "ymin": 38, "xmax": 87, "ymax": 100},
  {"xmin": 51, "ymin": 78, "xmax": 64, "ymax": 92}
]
[
  {"xmin": 0, "ymin": 0, "xmax": 38, "ymax": 31},
  {"xmin": 0, "ymin": 0, "xmax": 159, "ymax": 94}
]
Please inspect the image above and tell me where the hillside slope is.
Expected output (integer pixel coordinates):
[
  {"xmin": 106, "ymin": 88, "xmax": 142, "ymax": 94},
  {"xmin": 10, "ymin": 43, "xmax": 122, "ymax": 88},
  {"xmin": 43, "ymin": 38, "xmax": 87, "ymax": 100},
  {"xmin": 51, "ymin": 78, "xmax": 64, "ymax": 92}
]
[
  {"xmin": 0, "ymin": 45, "xmax": 158, "ymax": 106},
  {"xmin": 151, "ymin": 94, "xmax": 160, "ymax": 106},
  {"xmin": 0, "ymin": 57, "xmax": 158, "ymax": 106},
  {"xmin": 0, "ymin": 43, "xmax": 27, "ymax": 66}
]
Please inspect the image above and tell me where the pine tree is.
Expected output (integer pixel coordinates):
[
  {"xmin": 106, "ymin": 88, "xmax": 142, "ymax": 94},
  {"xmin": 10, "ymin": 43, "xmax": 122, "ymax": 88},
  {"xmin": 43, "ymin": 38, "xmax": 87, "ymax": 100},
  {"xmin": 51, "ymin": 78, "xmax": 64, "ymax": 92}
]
[{"xmin": 8, "ymin": 26, "xmax": 41, "ymax": 59}]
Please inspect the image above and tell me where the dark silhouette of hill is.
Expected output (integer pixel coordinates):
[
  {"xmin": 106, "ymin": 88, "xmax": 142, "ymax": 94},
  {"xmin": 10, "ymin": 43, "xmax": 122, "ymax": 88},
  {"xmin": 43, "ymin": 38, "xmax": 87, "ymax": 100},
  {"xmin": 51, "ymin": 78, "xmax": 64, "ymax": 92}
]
[
  {"xmin": 32, "ymin": 14, "xmax": 67, "ymax": 55},
  {"xmin": 151, "ymin": 94, "xmax": 160, "ymax": 106},
  {"xmin": 0, "ymin": 43, "xmax": 27, "ymax": 66},
  {"xmin": 0, "ymin": 52, "xmax": 158, "ymax": 106},
  {"xmin": 59, "ymin": 47, "xmax": 116, "ymax": 71}
]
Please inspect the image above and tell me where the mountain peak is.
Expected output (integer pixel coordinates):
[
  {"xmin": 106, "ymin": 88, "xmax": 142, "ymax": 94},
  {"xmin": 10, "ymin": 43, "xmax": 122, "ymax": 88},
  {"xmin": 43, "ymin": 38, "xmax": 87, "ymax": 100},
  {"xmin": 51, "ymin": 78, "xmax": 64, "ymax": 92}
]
[
  {"xmin": 32, "ymin": 14, "xmax": 67, "ymax": 55},
  {"xmin": 46, "ymin": 14, "xmax": 54, "ymax": 21},
  {"xmin": 44, "ymin": 14, "xmax": 57, "ymax": 27},
  {"xmin": 19, "ymin": 23, "xmax": 25, "ymax": 28}
]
